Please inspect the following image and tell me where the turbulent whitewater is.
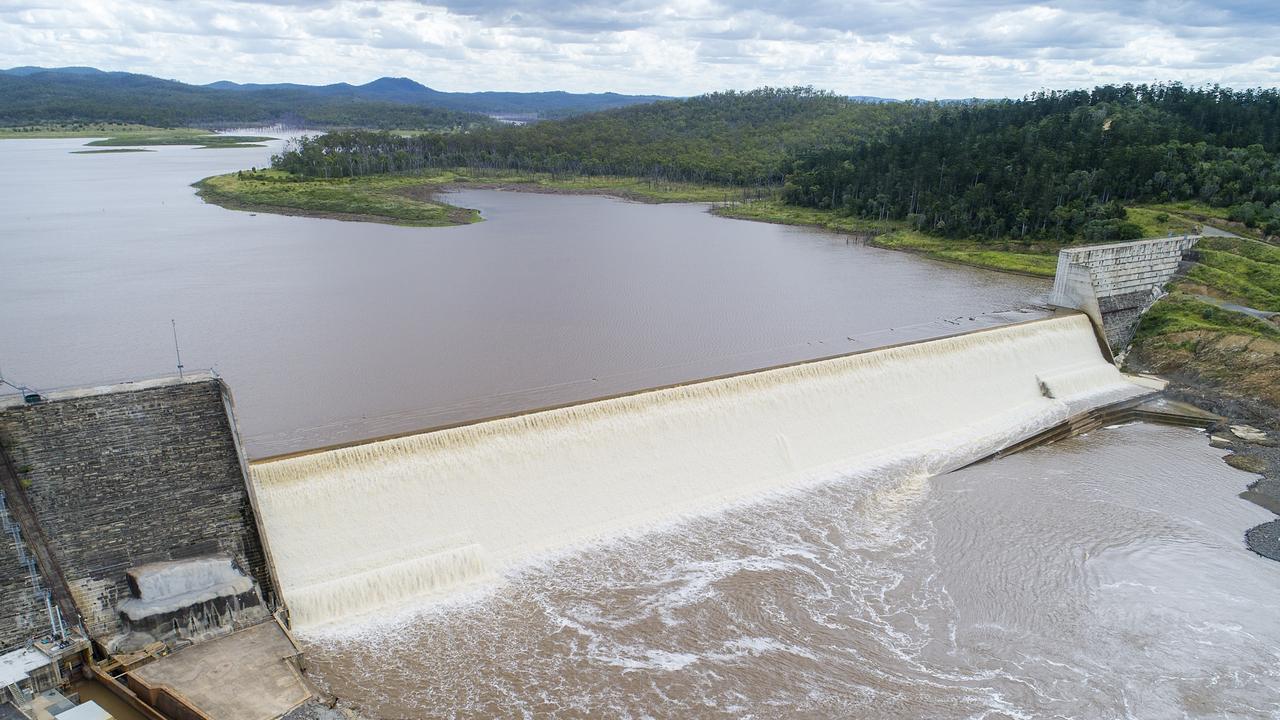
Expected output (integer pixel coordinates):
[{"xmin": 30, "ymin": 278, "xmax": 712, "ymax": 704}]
[{"xmin": 251, "ymin": 314, "xmax": 1139, "ymax": 628}]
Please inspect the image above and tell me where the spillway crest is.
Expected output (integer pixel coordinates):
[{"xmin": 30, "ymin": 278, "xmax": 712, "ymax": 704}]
[{"xmin": 251, "ymin": 315, "xmax": 1139, "ymax": 628}]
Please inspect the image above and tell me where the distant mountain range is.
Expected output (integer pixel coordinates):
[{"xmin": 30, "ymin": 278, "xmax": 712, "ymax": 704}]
[
  {"xmin": 202, "ymin": 75, "xmax": 670, "ymax": 116},
  {"xmin": 0, "ymin": 66, "xmax": 671, "ymax": 129}
]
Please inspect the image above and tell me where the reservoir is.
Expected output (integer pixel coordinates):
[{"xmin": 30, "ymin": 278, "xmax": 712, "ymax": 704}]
[
  {"xmin": 2, "ymin": 138, "xmax": 1275, "ymax": 718},
  {"xmin": 0, "ymin": 138, "xmax": 1043, "ymax": 457}
]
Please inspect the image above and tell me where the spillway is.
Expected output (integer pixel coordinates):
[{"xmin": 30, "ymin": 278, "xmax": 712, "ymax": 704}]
[{"xmin": 250, "ymin": 314, "xmax": 1141, "ymax": 629}]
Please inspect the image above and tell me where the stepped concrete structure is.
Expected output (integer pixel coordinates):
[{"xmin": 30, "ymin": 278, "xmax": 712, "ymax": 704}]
[
  {"xmin": 1049, "ymin": 235, "xmax": 1201, "ymax": 355},
  {"xmin": 0, "ymin": 374, "xmax": 275, "ymax": 648}
]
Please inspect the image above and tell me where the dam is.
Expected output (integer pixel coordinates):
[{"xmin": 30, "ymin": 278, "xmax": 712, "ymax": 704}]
[
  {"xmin": 251, "ymin": 313, "xmax": 1141, "ymax": 628},
  {"xmin": 1, "ymin": 221, "xmax": 1274, "ymax": 716}
]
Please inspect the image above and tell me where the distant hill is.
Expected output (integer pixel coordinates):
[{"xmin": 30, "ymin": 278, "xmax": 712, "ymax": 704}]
[
  {"xmin": 2, "ymin": 65, "xmax": 105, "ymax": 77},
  {"xmin": 273, "ymin": 87, "xmax": 925, "ymax": 185},
  {"xmin": 0, "ymin": 67, "xmax": 668, "ymax": 129},
  {"xmin": 206, "ymin": 75, "xmax": 667, "ymax": 116}
]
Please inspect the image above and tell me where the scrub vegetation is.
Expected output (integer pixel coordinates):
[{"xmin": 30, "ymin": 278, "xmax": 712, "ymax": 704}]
[
  {"xmin": 194, "ymin": 168, "xmax": 743, "ymax": 225},
  {"xmin": 85, "ymin": 129, "xmax": 274, "ymax": 148},
  {"xmin": 193, "ymin": 170, "xmax": 479, "ymax": 226},
  {"xmin": 69, "ymin": 148, "xmax": 154, "ymax": 154},
  {"xmin": 0, "ymin": 122, "xmax": 164, "ymax": 137}
]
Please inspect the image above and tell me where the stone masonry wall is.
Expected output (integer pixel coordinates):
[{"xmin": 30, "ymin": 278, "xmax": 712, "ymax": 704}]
[
  {"xmin": 0, "ymin": 499, "xmax": 46, "ymax": 649},
  {"xmin": 0, "ymin": 377, "xmax": 273, "ymax": 642}
]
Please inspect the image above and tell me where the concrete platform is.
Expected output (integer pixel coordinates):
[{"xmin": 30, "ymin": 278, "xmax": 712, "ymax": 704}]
[{"xmin": 127, "ymin": 622, "xmax": 310, "ymax": 720}]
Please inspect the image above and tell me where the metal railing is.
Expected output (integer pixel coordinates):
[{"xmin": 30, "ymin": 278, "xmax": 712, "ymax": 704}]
[{"xmin": 0, "ymin": 491, "xmax": 67, "ymax": 641}]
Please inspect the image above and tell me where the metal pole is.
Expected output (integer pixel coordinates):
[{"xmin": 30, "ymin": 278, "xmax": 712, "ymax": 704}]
[{"xmin": 172, "ymin": 319, "xmax": 185, "ymax": 379}]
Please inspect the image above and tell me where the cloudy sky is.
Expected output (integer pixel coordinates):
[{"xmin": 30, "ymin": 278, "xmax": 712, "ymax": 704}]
[{"xmin": 1, "ymin": 0, "xmax": 1277, "ymax": 97}]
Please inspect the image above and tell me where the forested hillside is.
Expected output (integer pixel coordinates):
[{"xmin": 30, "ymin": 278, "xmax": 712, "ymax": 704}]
[
  {"xmin": 271, "ymin": 88, "xmax": 924, "ymax": 185},
  {"xmin": 782, "ymin": 84, "xmax": 1280, "ymax": 242},
  {"xmin": 0, "ymin": 70, "xmax": 490, "ymax": 129},
  {"xmin": 0, "ymin": 67, "xmax": 665, "ymax": 129}
]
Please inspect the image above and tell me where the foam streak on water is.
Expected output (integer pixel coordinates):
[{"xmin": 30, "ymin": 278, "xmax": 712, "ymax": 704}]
[
  {"xmin": 251, "ymin": 315, "xmax": 1132, "ymax": 627},
  {"xmin": 301, "ymin": 424, "xmax": 1280, "ymax": 719}
]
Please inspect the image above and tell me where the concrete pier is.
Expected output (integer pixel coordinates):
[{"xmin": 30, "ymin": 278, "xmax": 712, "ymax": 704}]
[{"xmin": 1049, "ymin": 235, "xmax": 1200, "ymax": 354}]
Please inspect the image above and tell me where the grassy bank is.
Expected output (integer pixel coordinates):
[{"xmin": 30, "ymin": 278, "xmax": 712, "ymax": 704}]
[
  {"xmin": 194, "ymin": 170, "xmax": 479, "ymax": 226},
  {"xmin": 86, "ymin": 129, "xmax": 273, "ymax": 148},
  {"xmin": 715, "ymin": 201, "xmax": 1059, "ymax": 277},
  {"xmin": 1141, "ymin": 201, "xmax": 1268, "ymax": 241},
  {"xmin": 195, "ymin": 169, "xmax": 742, "ymax": 226},
  {"xmin": 0, "ymin": 124, "xmax": 273, "ymax": 148},
  {"xmin": 0, "ymin": 122, "xmax": 164, "ymax": 138},
  {"xmin": 1135, "ymin": 293, "xmax": 1279, "ymax": 340},
  {"xmin": 1126, "ymin": 233, "xmax": 1280, "ymax": 420},
  {"xmin": 69, "ymin": 148, "xmax": 154, "ymax": 155}
]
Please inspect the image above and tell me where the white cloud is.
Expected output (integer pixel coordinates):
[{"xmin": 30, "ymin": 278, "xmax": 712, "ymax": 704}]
[{"xmin": 0, "ymin": 0, "xmax": 1276, "ymax": 96}]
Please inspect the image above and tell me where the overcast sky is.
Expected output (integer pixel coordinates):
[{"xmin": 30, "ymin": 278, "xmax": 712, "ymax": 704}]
[{"xmin": 1, "ymin": 0, "xmax": 1277, "ymax": 97}]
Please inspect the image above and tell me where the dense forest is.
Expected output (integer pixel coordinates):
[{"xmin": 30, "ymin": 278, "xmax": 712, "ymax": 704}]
[
  {"xmin": 784, "ymin": 84, "xmax": 1280, "ymax": 240},
  {"xmin": 271, "ymin": 88, "xmax": 924, "ymax": 185},
  {"xmin": 270, "ymin": 83, "xmax": 1280, "ymax": 243},
  {"xmin": 0, "ymin": 67, "xmax": 664, "ymax": 129}
]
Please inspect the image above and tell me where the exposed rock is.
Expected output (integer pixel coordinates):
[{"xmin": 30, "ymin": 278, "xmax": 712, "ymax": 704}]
[
  {"xmin": 1231, "ymin": 424, "xmax": 1274, "ymax": 444},
  {"xmin": 1225, "ymin": 453, "xmax": 1268, "ymax": 474},
  {"xmin": 1126, "ymin": 330, "xmax": 1280, "ymax": 428},
  {"xmin": 1246, "ymin": 520, "xmax": 1280, "ymax": 562}
]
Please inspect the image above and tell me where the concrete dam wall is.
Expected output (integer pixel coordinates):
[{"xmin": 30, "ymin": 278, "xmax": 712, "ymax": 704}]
[
  {"xmin": 251, "ymin": 314, "xmax": 1141, "ymax": 629},
  {"xmin": 0, "ymin": 376, "xmax": 274, "ymax": 647},
  {"xmin": 1049, "ymin": 235, "xmax": 1200, "ymax": 353}
]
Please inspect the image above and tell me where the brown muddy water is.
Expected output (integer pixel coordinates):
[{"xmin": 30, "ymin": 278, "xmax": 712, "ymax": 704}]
[
  {"xmin": 302, "ymin": 423, "xmax": 1279, "ymax": 719},
  {"xmin": 0, "ymin": 139, "xmax": 1044, "ymax": 457},
  {"xmin": 4, "ymin": 139, "xmax": 1274, "ymax": 719}
]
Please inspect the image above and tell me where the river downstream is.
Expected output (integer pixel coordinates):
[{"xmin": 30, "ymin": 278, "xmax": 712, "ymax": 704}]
[
  {"xmin": 303, "ymin": 423, "xmax": 1279, "ymax": 719},
  {"xmin": 0, "ymin": 138, "xmax": 1044, "ymax": 457}
]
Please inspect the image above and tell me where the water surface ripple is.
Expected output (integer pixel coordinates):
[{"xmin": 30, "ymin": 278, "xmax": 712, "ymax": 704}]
[
  {"xmin": 0, "ymin": 139, "xmax": 1045, "ymax": 456},
  {"xmin": 303, "ymin": 424, "xmax": 1280, "ymax": 719}
]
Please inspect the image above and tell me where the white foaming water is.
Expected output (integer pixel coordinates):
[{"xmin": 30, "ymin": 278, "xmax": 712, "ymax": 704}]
[
  {"xmin": 251, "ymin": 314, "xmax": 1136, "ymax": 628},
  {"xmin": 302, "ymin": 423, "xmax": 1280, "ymax": 719},
  {"xmin": 1037, "ymin": 363, "xmax": 1127, "ymax": 399}
]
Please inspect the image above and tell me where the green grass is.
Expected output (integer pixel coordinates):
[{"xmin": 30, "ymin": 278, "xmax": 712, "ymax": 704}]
[
  {"xmin": 716, "ymin": 203, "xmax": 1059, "ymax": 276},
  {"xmin": 1142, "ymin": 201, "xmax": 1236, "ymax": 222},
  {"xmin": 445, "ymin": 170, "xmax": 738, "ymax": 202},
  {"xmin": 1135, "ymin": 293, "xmax": 1280, "ymax": 341},
  {"xmin": 87, "ymin": 129, "xmax": 273, "ymax": 148},
  {"xmin": 0, "ymin": 124, "xmax": 273, "ymax": 148},
  {"xmin": 0, "ymin": 122, "xmax": 167, "ymax": 138},
  {"xmin": 1171, "ymin": 237, "xmax": 1280, "ymax": 312},
  {"xmin": 1125, "ymin": 206, "xmax": 1199, "ymax": 237},
  {"xmin": 1199, "ymin": 236, "xmax": 1280, "ymax": 266},
  {"xmin": 1139, "ymin": 201, "xmax": 1265, "ymax": 240},
  {"xmin": 69, "ymin": 148, "xmax": 155, "ymax": 154},
  {"xmin": 195, "ymin": 170, "xmax": 479, "ymax": 226},
  {"xmin": 195, "ymin": 169, "xmax": 745, "ymax": 226},
  {"xmin": 872, "ymin": 230, "xmax": 1059, "ymax": 277},
  {"xmin": 714, "ymin": 200, "xmax": 901, "ymax": 233}
]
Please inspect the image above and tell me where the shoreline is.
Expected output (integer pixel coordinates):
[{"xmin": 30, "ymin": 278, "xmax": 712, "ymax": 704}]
[
  {"xmin": 192, "ymin": 172, "xmax": 1280, "ymax": 558},
  {"xmin": 1155, "ymin": 382, "xmax": 1280, "ymax": 561},
  {"xmin": 193, "ymin": 170, "xmax": 738, "ymax": 229}
]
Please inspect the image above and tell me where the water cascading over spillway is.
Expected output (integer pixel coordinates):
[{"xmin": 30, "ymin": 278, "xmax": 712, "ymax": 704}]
[{"xmin": 251, "ymin": 314, "xmax": 1142, "ymax": 628}]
